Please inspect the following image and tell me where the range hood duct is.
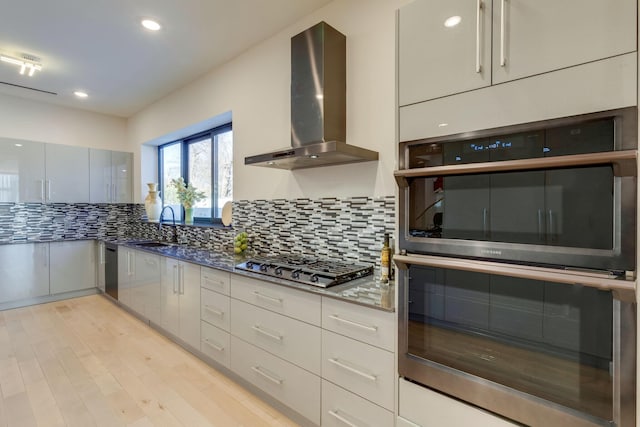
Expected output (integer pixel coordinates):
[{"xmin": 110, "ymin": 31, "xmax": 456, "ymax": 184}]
[{"xmin": 244, "ymin": 22, "xmax": 379, "ymax": 170}]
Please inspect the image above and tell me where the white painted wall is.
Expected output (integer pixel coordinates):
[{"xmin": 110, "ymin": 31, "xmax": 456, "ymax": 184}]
[
  {"xmin": 0, "ymin": 93, "xmax": 127, "ymax": 150},
  {"xmin": 128, "ymin": 0, "xmax": 411, "ymax": 202}
]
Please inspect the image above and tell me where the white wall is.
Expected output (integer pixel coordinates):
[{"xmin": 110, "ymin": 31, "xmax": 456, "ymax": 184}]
[
  {"xmin": 128, "ymin": 0, "xmax": 411, "ymax": 202},
  {"xmin": 0, "ymin": 93, "xmax": 127, "ymax": 150}
]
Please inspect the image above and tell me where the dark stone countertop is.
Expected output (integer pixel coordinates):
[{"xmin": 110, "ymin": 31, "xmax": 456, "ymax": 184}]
[{"xmin": 112, "ymin": 239, "xmax": 395, "ymax": 312}]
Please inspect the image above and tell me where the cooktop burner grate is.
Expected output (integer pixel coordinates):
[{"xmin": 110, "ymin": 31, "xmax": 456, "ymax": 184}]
[{"xmin": 236, "ymin": 254, "xmax": 374, "ymax": 288}]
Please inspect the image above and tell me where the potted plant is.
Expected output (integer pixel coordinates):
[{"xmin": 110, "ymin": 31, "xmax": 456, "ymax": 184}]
[{"xmin": 170, "ymin": 177, "xmax": 205, "ymax": 224}]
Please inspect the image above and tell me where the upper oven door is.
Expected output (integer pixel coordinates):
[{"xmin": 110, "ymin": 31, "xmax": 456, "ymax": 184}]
[{"xmin": 396, "ymin": 108, "xmax": 637, "ymax": 272}]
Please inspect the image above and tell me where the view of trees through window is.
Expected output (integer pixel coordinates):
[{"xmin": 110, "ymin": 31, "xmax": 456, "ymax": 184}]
[{"xmin": 159, "ymin": 125, "xmax": 232, "ymax": 223}]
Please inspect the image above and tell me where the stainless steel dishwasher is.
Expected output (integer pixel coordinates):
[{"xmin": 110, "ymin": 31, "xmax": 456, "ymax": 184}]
[{"xmin": 104, "ymin": 242, "xmax": 118, "ymax": 300}]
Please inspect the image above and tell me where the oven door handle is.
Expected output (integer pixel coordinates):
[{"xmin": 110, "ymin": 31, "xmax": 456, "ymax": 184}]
[
  {"xmin": 394, "ymin": 150, "xmax": 637, "ymax": 185},
  {"xmin": 394, "ymin": 254, "xmax": 636, "ymax": 301}
]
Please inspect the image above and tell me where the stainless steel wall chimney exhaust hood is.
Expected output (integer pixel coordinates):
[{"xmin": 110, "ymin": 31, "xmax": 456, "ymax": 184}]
[{"xmin": 244, "ymin": 22, "xmax": 379, "ymax": 170}]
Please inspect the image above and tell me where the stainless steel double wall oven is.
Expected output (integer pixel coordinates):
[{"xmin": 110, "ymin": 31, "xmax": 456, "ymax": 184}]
[{"xmin": 395, "ymin": 107, "xmax": 637, "ymax": 426}]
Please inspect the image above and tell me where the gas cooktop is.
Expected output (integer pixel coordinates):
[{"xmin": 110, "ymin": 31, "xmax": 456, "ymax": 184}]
[{"xmin": 235, "ymin": 255, "xmax": 374, "ymax": 288}]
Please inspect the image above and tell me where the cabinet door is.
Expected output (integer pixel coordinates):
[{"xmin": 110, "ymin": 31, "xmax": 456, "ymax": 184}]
[
  {"xmin": 45, "ymin": 144, "xmax": 90, "ymax": 203},
  {"xmin": 50, "ymin": 241, "xmax": 96, "ymax": 294},
  {"xmin": 398, "ymin": 0, "xmax": 492, "ymax": 105},
  {"xmin": 160, "ymin": 257, "xmax": 180, "ymax": 337},
  {"xmin": 112, "ymin": 151, "xmax": 133, "ymax": 203},
  {"xmin": 96, "ymin": 242, "xmax": 105, "ymax": 292},
  {"xmin": 179, "ymin": 262, "xmax": 201, "ymax": 349},
  {"xmin": 0, "ymin": 138, "xmax": 45, "ymax": 203},
  {"xmin": 118, "ymin": 248, "xmax": 134, "ymax": 306},
  {"xmin": 492, "ymin": 0, "xmax": 636, "ymax": 85},
  {"xmin": 133, "ymin": 250, "xmax": 160, "ymax": 323},
  {"xmin": 89, "ymin": 149, "xmax": 112, "ymax": 203},
  {"xmin": 0, "ymin": 243, "xmax": 49, "ymax": 303}
]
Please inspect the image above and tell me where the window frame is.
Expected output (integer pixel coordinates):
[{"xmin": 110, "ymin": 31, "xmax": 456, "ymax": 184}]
[{"xmin": 158, "ymin": 123, "xmax": 232, "ymax": 225}]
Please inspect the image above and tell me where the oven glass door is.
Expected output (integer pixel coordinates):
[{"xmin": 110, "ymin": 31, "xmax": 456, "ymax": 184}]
[
  {"xmin": 409, "ymin": 165, "xmax": 614, "ymax": 250},
  {"xmin": 406, "ymin": 265, "xmax": 613, "ymax": 421}
]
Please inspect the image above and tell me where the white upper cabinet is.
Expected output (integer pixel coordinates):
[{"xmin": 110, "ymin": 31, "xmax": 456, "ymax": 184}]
[
  {"xmin": 492, "ymin": 0, "xmax": 636, "ymax": 85},
  {"xmin": 45, "ymin": 144, "xmax": 90, "ymax": 203},
  {"xmin": 90, "ymin": 149, "xmax": 133, "ymax": 203},
  {"xmin": 399, "ymin": 0, "xmax": 492, "ymax": 105},
  {"xmin": 111, "ymin": 151, "xmax": 132, "ymax": 203},
  {"xmin": 0, "ymin": 138, "xmax": 46, "ymax": 203},
  {"xmin": 398, "ymin": 0, "xmax": 637, "ymax": 106}
]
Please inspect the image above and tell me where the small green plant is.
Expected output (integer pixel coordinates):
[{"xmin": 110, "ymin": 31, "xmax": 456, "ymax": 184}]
[{"xmin": 170, "ymin": 177, "xmax": 206, "ymax": 209}]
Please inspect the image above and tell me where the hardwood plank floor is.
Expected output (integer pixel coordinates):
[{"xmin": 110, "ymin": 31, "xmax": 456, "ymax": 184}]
[{"xmin": 0, "ymin": 295, "xmax": 298, "ymax": 427}]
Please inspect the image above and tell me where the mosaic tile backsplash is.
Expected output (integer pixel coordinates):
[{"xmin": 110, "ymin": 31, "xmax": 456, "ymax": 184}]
[{"xmin": 1, "ymin": 196, "xmax": 395, "ymax": 265}]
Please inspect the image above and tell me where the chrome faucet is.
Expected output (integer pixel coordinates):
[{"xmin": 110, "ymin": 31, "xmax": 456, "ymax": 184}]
[{"xmin": 158, "ymin": 206, "xmax": 178, "ymax": 242}]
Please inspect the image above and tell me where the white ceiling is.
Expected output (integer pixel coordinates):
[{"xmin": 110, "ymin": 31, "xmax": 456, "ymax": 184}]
[{"xmin": 0, "ymin": 0, "xmax": 332, "ymax": 118}]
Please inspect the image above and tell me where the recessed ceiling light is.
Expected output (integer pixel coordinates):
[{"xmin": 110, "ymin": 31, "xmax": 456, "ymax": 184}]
[
  {"xmin": 14, "ymin": 143, "xmax": 22, "ymax": 147},
  {"xmin": 267, "ymin": 161, "xmax": 275, "ymax": 165},
  {"xmin": 142, "ymin": 19, "xmax": 161, "ymax": 31},
  {"xmin": 438, "ymin": 123, "xmax": 449, "ymax": 127},
  {"xmin": 74, "ymin": 91, "xmax": 88, "ymax": 98},
  {"xmin": 444, "ymin": 16, "xmax": 462, "ymax": 28},
  {"xmin": 309, "ymin": 155, "xmax": 319, "ymax": 159}
]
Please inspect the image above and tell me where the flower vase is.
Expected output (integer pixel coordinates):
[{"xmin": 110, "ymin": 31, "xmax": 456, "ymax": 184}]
[
  {"xmin": 184, "ymin": 207, "xmax": 194, "ymax": 225},
  {"xmin": 145, "ymin": 183, "xmax": 162, "ymax": 223}
]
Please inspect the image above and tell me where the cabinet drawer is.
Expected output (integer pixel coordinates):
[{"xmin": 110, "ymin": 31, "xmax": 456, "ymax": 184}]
[
  {"xmin": 231, "ymin": 336, "xmax": 320, "ymax": 425},
  {"xmin": 322, "ymin": 380, "xmax": 394, "ymax": 427},
  {"xmin": 230, "ymin": 274, "xmax": 321, "ymax": 325},
  {"xmin": 231, "ymin": 299, "xmax": 320, "ymax": 375},
  {"xmin": 201, "ymin": 288, "xmax": 230, "ymax": 332},
  {"xmin": 201, "ymin": 266, "xmax": 230, "ymax": 295},
  {"xmin": 200, "ymin": 321, "xmax": 230, "ymax": 368},
  {"xmin": 399, "ymin": 378, "xmax": 517, "ymax": 427},
  {"xmin": 322, "ymin": 330, "xmax": 394, "ymax": 410},
  {"xmin": 322, "ymin": 297, "xmax": 395, "ymax": 351}
]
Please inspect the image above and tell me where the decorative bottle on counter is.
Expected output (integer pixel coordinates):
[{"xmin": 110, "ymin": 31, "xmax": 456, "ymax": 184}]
[
  {"xmin": 144, "ymin": 183, "xmax": 162, "ymax": 223},
  {"xmin": 380, "ymin": 232, "xmax": 391, "ymax": 283}
]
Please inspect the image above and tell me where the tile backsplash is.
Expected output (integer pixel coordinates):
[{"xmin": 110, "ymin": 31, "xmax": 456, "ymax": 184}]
[{"xmin": 1, "ymin": 195, "xmax": 395, "ymax": 264}]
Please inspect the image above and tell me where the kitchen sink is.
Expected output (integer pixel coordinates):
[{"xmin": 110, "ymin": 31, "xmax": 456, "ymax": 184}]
[{"xmin": 132, "ymin": 241, "xmax": 171, "ymax": 248}]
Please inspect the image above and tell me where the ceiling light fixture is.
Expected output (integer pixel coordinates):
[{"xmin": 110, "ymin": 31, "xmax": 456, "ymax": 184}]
[
  {"xmin": 0, "ymin": 54, "xmax": 42, "ymax": 76},
  {"xmin": 141, "ymin": 19, "xmax": 161, "ymax": 31},
  {"xmin": 74, "ymin": 91, "xmax": 88, "ymax": 98},
  {"xmin": 444, "ymin": 16, "xmax": 462, "ymax": 28}
]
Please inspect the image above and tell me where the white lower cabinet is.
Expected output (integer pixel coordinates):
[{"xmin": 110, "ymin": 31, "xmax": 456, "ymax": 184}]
[
  {"xmin": 322, "ymin": 329, "xmax": 395, "ymax": 411},
  {"xmin": 231, "ymin": 336, "xmax": 321, "ymax": 425},
  {"xmin": 200, "ymin": 320, "xmax": 230, "ymax": 368},
  {"xmin": 96, "ymin": 242, "xmax": 105, "ymax": 292},
  {"xmin": 398, "ymin": 378, "xmax": 517, "ymax": 427},
  {"xmin": 50, "ymin": 241, "xmax": 96, "ymax": 294},
  {"xmin": 131, "ymin": 251, "xmax": 161, "ymax": 324},
  {"xmin": 322, "ymin": 380, "xmax": 393, "ymax": 427},
  {"xmin": 230, "ymin": 299, "xmax": 321, "ymax": 375},
  {"xmin": 160, "ymin": 258, "xmax": 200, "ymax": 349},
  {"xmin": 0, "ymin": 243, "xmax": 49, "ymax": 303},
  {"xmin": 201, "ymin": 288, "xmax": 230, "ymax": 331}
]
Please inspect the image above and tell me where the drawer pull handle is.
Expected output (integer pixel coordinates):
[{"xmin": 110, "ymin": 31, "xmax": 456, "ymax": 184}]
[
  {"xmin": 328, "ymin": 409, "xmax": 360, "ymax": 427},
  {"xmin": 329, "ymin": 314, "xmax": 378, "ymax": 332},
  {"xmin": 253, "ymin": 291, "xmax": 283, "ymax": 304},
  {"xmin": 204, "ymin": 277, "xmax": 225, "ymax": 287},
  {"xmin": 204, "ymin": 305, "xmax": 225, "ymax": 317},
  {"xmin": 251, "ymin": 366, "xmax": 283, "ymax": 385},
  {"xmin": 201, "ymin": 339, "xmax": 224, "ymax": 352},
  {"xmin": 252, "ymin": 325, "xmax": 283, "ymax": 341},
  {"xmin": 328, "ymin": 358, "xmax": 377, "ymax": 382}
]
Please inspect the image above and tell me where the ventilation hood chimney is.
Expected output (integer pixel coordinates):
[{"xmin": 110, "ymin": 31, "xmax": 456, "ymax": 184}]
[{"xmin": 244, "ymin": 21, "xmax": 379, "ymax": 170}]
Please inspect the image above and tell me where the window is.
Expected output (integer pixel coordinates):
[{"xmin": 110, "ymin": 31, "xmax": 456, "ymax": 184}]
[{"xmin": 158, "ymin": 124, "xmax": 232, "ymax": 224}]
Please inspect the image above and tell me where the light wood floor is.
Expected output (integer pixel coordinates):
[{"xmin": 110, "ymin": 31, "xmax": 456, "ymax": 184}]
[{"xmin": 0, "ymin": 295, "xmax": 298, "ymax": 427}]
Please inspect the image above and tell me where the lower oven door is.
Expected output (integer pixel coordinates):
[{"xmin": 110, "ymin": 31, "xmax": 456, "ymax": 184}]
[{"xmin": 396, "ymin": 255, "xmax": 636, "ymax": 427}]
